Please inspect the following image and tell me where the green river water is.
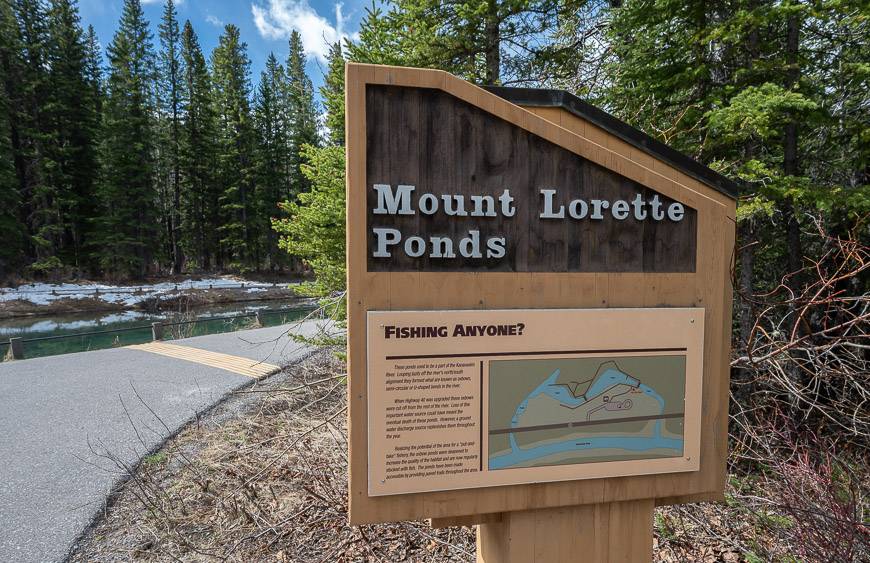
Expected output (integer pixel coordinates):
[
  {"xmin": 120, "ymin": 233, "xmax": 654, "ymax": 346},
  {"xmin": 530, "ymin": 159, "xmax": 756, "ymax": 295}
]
[{"xmin": 0, "ymin": 299, "xmax": 313, "ymax": 360}]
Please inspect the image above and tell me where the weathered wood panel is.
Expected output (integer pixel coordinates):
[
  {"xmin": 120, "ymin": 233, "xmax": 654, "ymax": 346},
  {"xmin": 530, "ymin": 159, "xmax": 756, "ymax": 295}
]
[
  {"xmin": 366, "ymin": 85, "xmax": 697, "ymax": 273},
  {"xmin": 475, "ymin": 499, "xmax": 654, "ymax": 563}
]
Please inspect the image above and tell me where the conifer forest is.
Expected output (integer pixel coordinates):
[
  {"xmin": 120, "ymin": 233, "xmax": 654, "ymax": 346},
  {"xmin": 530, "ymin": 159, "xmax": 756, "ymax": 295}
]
[{"xmin": 0, "ymin": 0, "xmax": 321, "ymax": 279}]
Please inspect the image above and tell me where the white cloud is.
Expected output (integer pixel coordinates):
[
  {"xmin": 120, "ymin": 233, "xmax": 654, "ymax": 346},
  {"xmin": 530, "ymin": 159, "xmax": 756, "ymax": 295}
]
[
  {"xmin": 141, "ymin": 0, "xmax": 184, "ymax": 4},
  {"xmin": 205, "ymin": 14, "xmax": 224, "ymax": 27},
  {"xmin": 251, "ymin": 0, "xmax": 357, "ymax": 63}
]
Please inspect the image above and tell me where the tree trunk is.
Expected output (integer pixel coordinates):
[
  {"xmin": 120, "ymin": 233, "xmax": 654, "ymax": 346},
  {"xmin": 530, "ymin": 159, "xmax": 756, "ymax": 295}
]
[
  {"xmin": 782, "ymin": 11, "xmax": 805, "ymax": 407},
  {"xmin": 782, "ymin": 12, "xmax": 801, "ymax": 276},
  {"xmin": 171, "ymin": 107, "xmax": 182, "ymax": 274},
  {"xmin": 483, "ymin": 0, "xmax": 500, "ymax": 85},
  {"xmin": 736, "ymin": 8, "xmax": 760, "ymax": 383},
  {"xmin": 738, "ymin": 221, "xmax": 755, "ymax": 353}
]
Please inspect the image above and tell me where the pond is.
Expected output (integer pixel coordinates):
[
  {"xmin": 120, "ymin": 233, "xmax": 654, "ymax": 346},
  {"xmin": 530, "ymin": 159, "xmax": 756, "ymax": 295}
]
[{"xmin": 0, "ymin": 299, "xmax": 315, "ymax": 360}]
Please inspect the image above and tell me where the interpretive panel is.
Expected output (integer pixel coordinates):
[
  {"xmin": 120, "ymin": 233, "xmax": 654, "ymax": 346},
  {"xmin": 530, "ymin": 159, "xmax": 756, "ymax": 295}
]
[{"xmin": 366, "ymin": 308, "xmax": 704, "ymax": 496}]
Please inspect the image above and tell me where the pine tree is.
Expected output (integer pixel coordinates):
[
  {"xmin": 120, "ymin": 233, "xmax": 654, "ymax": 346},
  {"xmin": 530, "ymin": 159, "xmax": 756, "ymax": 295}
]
[
  {"xmin": 93, "ymin": 0, "xmax": 157, "ymax": 278},
  {"xmin": 179, "ymin": 20, "xmax": 219, "ymax": 270},
  {"xmin": 273, "ymin": 40, "xmax": 344, "ymax": 305},
  {"xmin": 347, "ymin": 0, "xmax": 570, "ymax": 85},
  {"xmin": 598, "ymin": 1, "xmax": 730, "ymax": 160},
  {"xmin": 595, "ymin": 0, "xmax": 870, "ymax": 351},
  {"xmin": 45, "ymin": 0, "xmax": 100, "ymax": 271},
  {"xmin": 254, "ymin": 53, "xmax": 290, "ymax": 270},
  {"xmin": 345, "ymin": 3, "xmax": 409, "ymax": 67},
  {"xmin": 285, "ymin": 30, "xmax": 318, "ymax": 198},
  {"xmin": 0, "ymin": 2, "xmax": 26, "ymax": 279},
  {"xmin": 11, "ymin": 0, "xmax": 54, "ymax": 273},
  {"xmin": 211, "ymin": 24, "xmax": 256, "ymax": 270},
  {"xmin": 82, "ymin": 24, "xmax": 102, "ymax": 109},
  {"xmin": 321, "ymin": 41, "xmax": 345, "ymax": 146},
  {"xmin": 0, "ymin": 86, "xmax": 23, "ymax": 280},
  {"xmin": 157, "ymin": 0, "xmax": 183, "ymax": 273}
]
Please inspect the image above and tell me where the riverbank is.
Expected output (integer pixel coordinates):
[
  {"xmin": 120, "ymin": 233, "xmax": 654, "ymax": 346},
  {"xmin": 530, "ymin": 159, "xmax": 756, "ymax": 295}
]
[
  {"xmin": 0, "ymin": 299, "xmax": 315, "ymax": 361},
  {"xmin": 0, "ymin": 276, "xmax": 305, "ymax": 319}
]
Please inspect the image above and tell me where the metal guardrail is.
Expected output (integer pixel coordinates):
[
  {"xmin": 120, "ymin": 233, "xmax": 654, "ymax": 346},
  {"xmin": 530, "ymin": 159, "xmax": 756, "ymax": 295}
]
[{"xmin": 1, "ymin": 307, "xmax": 312, "ymax": 360}]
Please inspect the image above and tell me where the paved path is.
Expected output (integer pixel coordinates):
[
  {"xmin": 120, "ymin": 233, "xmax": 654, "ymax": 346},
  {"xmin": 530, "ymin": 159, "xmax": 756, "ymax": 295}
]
[{"xmin": 0, "ymin": 321, "xmax": 321, "ymax": 563}]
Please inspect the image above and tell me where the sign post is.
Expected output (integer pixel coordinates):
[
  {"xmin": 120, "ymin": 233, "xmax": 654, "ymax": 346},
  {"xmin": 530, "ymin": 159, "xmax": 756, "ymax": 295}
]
[{"xmin": 345, "ymin": 63, "xmax": 736, "ymax": 561}]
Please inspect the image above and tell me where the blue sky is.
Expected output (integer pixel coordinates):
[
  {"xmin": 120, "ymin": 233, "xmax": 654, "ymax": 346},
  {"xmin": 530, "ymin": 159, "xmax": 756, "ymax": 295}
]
[{"xmin": 78, "ymin": 0, "xmax": 368, "ymax": 98}]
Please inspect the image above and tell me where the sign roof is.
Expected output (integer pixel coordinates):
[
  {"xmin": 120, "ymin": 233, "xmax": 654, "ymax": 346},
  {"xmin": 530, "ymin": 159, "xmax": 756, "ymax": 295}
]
[{"xmin": 486, "ymin": 86, "xmax": 740, "ymax": 201}]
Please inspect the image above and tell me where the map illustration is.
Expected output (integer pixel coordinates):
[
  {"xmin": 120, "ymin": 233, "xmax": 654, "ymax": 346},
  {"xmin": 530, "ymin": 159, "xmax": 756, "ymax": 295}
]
[{"xmin": 488, "ymin": 356, "xmax": 685, "ymax": 470}]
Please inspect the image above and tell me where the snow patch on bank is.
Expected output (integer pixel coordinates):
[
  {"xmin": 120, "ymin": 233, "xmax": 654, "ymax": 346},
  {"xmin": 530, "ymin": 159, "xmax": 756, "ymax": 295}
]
[{"xmin": 0, "ymin": 278, "xmax": 284, "ymax": 306}]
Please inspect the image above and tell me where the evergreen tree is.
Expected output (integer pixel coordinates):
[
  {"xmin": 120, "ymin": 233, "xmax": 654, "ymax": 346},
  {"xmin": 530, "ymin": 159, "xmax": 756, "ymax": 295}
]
[
  {"xmin": 0, "ymin": 84, "xmax": 23, "ymax": 280},
  {"xmin": 45, "ymin": 0, "xmax": 100, "ymax": 271},
  {"xmin": 178, "ymin": 21, "xmax": 219, "ymax": 271},
  {"xmin": 345, "ymin": 3, "xmax": 412, "ymax": 67},
  {"xmin": 321, "ymin": 41, "xmax": 345, "ymax": 146},
  {"xmin": 0, "ymin": 2, "xmax": 26, "ymax": 279},
  {"xmin": 82, "ymin": 24, "xmax": 102, "ymax": 109},
  {"xmin": 93, "ymin": 0, "xmax": 157, "ymax": 278},
  {"xmin": 254, "ymin": 53, "xmax": 289, "ymax": 269},
  {"xmin": 595, "ymin": 0, "xmax": 870, "ymax": 349},
  {"xmin": 157, "ymin": 0, "xmax": 183, "ymax": 272},
  {"xmin": 211, "ymin": 24, "xmax": 256, "ymax": 270},
  {"xmin": 347, "ymin": 0, "xmax": 571, "ymax": 85},
  {"xmin": 11, "ymin": 0, "xmax": 54, "ymax": 273},
  {"xmin": 285, "ymin": 30, "xmax": 318, "ymax": 198},
  {"xmin": 273, "ymin": 144, "xmax": 346, "ymax": 300}
]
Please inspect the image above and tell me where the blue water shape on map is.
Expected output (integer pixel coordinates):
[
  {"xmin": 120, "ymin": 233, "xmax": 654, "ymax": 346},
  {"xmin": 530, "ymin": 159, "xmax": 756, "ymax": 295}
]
[{"xmin": 491, "ymin": 364, "xmax": 682, "ymax": 470}]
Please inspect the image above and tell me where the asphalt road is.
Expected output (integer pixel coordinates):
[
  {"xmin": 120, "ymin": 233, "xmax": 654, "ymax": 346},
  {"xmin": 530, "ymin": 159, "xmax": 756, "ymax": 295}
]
[{"xmin": 0, "ymin": 321, "xmax": 321, "ymax": 563}]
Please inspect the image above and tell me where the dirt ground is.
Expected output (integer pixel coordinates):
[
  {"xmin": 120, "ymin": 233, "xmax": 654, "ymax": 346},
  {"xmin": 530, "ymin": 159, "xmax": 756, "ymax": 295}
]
[{"xmin": 69, "ymin": 351, "xmax": 802, "ymax": 562}]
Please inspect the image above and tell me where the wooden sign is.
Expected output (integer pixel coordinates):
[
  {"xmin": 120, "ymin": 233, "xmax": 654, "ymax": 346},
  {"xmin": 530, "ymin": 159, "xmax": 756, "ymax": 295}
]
[{"xmin": 346, "ymin": 63, "xmax": 736, "ymax": 561}]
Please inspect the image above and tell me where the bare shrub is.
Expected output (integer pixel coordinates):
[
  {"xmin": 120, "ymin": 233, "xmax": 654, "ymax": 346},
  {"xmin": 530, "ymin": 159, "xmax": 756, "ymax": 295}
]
[
  {"xmin": 729, "ymin": 218, "xmax": 870, "ymax": 562},
  {"xmin": 754, "ymin": 424, "xmax": 869, "ymax": 561},
  {"xmin": 732, "ymin": 219, "xmax": 870, "ymax": 444}
]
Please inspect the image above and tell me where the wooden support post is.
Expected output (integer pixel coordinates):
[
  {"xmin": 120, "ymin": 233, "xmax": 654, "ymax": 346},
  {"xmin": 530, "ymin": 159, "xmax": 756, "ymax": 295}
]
[
  {"xmin": 9, "ymin": 337, "xmax": 24, "ymax": 360},
  {"xmin": 151, "ymin": 322, "xmax": 164, "ymax": 341},
  {"xmin": 476, "ymin": 500, "xmax": 654, "ymax": 563}
]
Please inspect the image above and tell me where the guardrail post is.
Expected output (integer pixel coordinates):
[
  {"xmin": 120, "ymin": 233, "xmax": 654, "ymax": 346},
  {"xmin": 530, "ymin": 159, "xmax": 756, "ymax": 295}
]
[
  {"xmin": 9, "ymin": 337, "xmax": 23, "ymax": 360},
  {"xmin": 151, "ymin": 322, "xmax": 164, "ymax": 341}
]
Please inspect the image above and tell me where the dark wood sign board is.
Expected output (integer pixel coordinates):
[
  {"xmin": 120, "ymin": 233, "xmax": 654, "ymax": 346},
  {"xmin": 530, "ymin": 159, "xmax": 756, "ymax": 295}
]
[
  {"xmin": 346, "ymin": 63, "xmax": 736, "ymax": 561},
  {"xmin": 365, "ymin": 85, "xmax": 697, "ymax": 273}
]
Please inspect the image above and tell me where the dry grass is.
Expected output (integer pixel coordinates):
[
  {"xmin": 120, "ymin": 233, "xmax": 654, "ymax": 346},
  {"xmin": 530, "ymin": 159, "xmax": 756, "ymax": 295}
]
[
  {"xmin": 70, "ymin": 351, "xmax": 841, "ymax": 562},
  {"xmin": 70, "ymin": 351, "xmax": 476, "ymax": 562}
]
